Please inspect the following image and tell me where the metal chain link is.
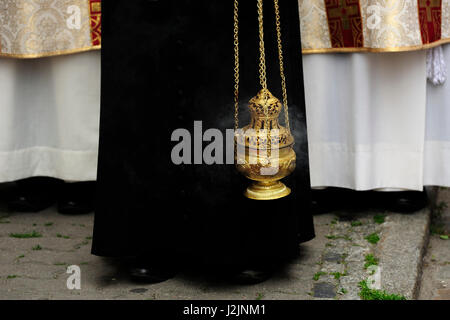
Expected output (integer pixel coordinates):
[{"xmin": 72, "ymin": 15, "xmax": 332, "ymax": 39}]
[
  {"xmin": 256, "ymin": 0, "xmax": 272, "ymax": 157},
  {"xmin": 274, "ymin": 0, "xmax": 291, "ymax": 133},
  {"xmin": 233, "ymin": 0, "xmax": 240, "ymax": 131},
  {"xmin": 257, "ymin": 0, "xmax": 268, "ymax": 90}
]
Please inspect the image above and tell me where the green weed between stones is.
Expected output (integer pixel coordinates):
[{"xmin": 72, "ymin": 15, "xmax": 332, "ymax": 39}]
[
  {"xmin": 74, "ymin": 240, "xmax": 90, "ymax": 249},
  {"xmin": 313, "ymin": 271, "xmax": 327, "ymax": 281},
  {"xmin": 325, "ymin": 235, "xmax": 352, "ymax": 241},
  {"xmin": 434, "ymin": 201, "xmax": 448, "ymax": 218},
  {"xmin": 364, "ymin": 254, "xmax": 379, "ymax": 269},
  {"xmin": 373, "ymin": 214, "xmax": 385, "ymax": 224},
  {"xmin": 7, "ymin": 275, "xmax": 18, "ymax": 279},
  {"xmin": 9, "ymin": 231, "xmax": 42, "ymax": 238},
  {"xmin": 32, "ymin": 245, "xmax": 42, "ymax": 251},
  {"xmin": 351, "ymin": 221, "xmax": 363, "ymax": 227},
  {"xmin": 358, "ymin": 280, "xmax": 406, "ymax": 300},
  {"xmin": 339, "ymin": 288, "xmax": 348, "ymax": 295},
  {"xmin": 431, "ymin": 222, "xmax": 445, "ymax": 235},
  {"xmin": 330, "ymin": 271, "xmax": 347, "ymax": 280},
  {"xmin": 365, "ymin": 233, "xmax": 380, "ymax": 244}
]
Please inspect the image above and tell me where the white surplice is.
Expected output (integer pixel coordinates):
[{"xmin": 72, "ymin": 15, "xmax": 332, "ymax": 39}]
[
  {"xmin": 0, "ymin": 51, "xmax": 101, "ymax": 182},
  {"xmin": 303, "ymin": 45, "xmax": 450, "ymax": 191}
]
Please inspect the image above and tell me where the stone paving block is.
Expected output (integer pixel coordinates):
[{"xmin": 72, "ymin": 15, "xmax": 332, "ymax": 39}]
[{"xmin": 0, "ymin": 194, "xmax": 437, "ymax": 300}]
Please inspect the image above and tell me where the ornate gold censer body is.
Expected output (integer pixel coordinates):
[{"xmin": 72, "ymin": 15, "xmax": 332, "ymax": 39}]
[
  {"xmin": 235, "ymin": 89, "xmax": 295, "ymax": 200},
  {"xmin": 233, "ymin": 0, "xmax": 295, "ymax": 200}
]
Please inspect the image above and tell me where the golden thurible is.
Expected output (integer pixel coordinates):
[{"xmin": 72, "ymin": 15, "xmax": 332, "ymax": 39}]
[{"xmin": 235, "ymin": 89, "xmax": 296, "ymax": 200}]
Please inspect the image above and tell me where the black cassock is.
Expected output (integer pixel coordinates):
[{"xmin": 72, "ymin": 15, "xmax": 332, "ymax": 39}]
[{"xmin": 92, "ymin": 0, "xmax": 314, "ymax": 270}]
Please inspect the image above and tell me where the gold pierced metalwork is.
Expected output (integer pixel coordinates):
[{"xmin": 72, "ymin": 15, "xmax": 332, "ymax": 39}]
[{"xmin": 234, "ymin": 0, "xmax": 296, "ymax": 200}]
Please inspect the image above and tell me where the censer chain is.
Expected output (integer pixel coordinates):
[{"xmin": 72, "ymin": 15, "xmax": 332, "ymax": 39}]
[
  {"xmin": 274, "ymin": 0, "xmax": 290, "ymax": 133},
  {"xmin": 233, "ymin": 0, "xmax": 240, "ymax": 131},
  {"xmin": 233, "ymin": 0, "xmax": 291, "ymax": 133}
]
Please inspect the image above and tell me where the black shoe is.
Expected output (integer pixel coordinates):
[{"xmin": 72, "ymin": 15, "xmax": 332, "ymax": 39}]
[
  {"xmin": 129, "ymin": 260, "xmax": 177, "ymax": 284},
  {"xmin": 230, "ymin": 268, "xmax": 273, "ymax": 285},
  {"xmin": 8, "ymin": 177, "xmax": 61, "ymax": 212},
  {"xmin": 379, "ymin": 190, "xmax": 429, "ymax": 213},
  {"xmin": 310, "ymin": 188, "xmax": 369, "ymax": 214},
  {"xmin": 57, "ymin": 182, "xmax": 95, "ymax": 215},
  {"xmin": 310, "ymin": 188, "xmax": 341, "ymax": 214}
]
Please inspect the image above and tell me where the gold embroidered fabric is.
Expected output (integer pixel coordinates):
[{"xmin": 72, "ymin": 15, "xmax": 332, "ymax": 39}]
[
  {"xmin": 0, "ymin": 0, "xmax": 100, "ymax": 58},
  {"xmin": 300, "ymin": 0, "xmax": 450, "ymax": 54}
]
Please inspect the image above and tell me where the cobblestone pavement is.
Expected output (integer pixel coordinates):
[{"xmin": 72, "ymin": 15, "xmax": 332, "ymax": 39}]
[
  {"xmin": 0, "ymin": 187, "xmax": 440, "ymax": 300},
  {"xmin": 418, "ymin": 188, "xmax": 450, "ymax": 300}
]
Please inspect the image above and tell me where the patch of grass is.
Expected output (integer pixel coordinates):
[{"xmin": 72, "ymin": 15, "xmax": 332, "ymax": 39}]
[
  {"xmin": 365, "ymin": 233, "xmax": 380, "ymax": 244},
  {"xmin": 325, "ymin": 235, "xmax": 352, "ymax": 241},
  {"xmin": 364, "ymin": 254, "xmax": 379, "ymax": 269},
  {"xmin": 16, "ymin": 254, "xmax": 25, "ymax": 259},
  {"xmin": 56, "ymin": 234, "xmax": 70, "ymax": 239},
  {"xmin": 255, "ymin": 293, "xmax": 264, "ymax": 300},
  {"xmin": 9, "ymin": 231, "xmax": 42, "ymax": 238},
  {"xmin": 44, "ymin": 222, "xmax": 54, "ymax": 227},
  {"xmin": 54, "ymin": 262, "xmax": 67, "ymax": 266},
  {"xmin": 434, "ymin": 201, "xmax": 448, "ymax": 218},
  {"xmin": 339, "ymin": 288, "xmax": 348, "ymax": 295},
  {"xmin": 331, "ymin": 217, "xmax": 339, "ymax": 225},
  {"xmin": 32, "ymin": 245, "xmax": 42, "ymax": 251},
  {"xmin": 440, "ymin": 235, "xmax": 449, "ymax": 240},
  {"xmin": 7, "ymin": 275, "xmax": 18, "ymax": 279},
  {"xmin": 80, "ymin": 262, "xmax": 89, "ymax": 265},
  {"xmin": 373, "ymin": 214, "xmax": 385, "ymax": 224},
  {"xmin": 85, "ymin": 236, "xmax": 93, "ymax": 240},
  {"xmin": 358, "ymin": 280, "xmax": 406, "ymax": 300},
  {"xmin": 313, "ymin": 271, "xmax": 327, "ymax": 281},
  {"xmin": 330, "ymin": 271, "xmax": 346, "ymax": 280},
  {"xmin": 431, "ymin": 223, "xmax": 445, "ymax": 235},
  {"xmin": 74, "ymin": 240, "xmax": 90, "ymax": 249},
  {"xmin": 351, "ymin": 221, "xmax": 362, "ymax": 227}
]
